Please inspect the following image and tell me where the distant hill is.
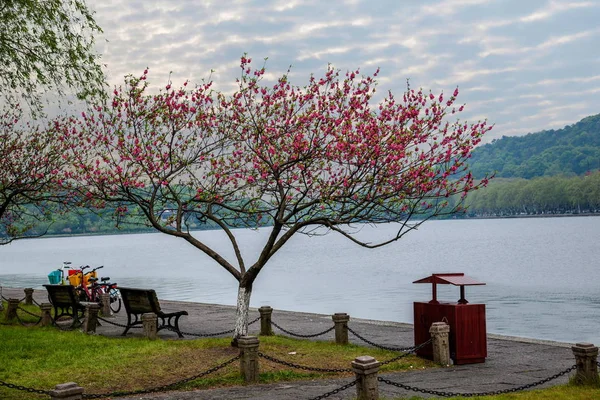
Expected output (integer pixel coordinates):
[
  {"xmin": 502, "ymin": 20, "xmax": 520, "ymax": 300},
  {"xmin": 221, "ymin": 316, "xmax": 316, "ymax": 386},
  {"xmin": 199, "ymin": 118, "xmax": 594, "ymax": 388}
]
[{"xmin": 468, "ymin": 114, "xmax": 600, "ymax": 179}]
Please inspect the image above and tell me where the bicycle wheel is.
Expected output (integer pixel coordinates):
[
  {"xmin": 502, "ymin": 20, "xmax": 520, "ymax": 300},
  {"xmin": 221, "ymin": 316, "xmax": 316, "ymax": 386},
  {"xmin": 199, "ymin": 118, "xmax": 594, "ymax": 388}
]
[
  {"xmin": 109, "ymin": 288, "xmax": 121, "ymax": 313},
  {"xmin": 75, "ymin": 287, "xmax": 90, "ymax": 302}
]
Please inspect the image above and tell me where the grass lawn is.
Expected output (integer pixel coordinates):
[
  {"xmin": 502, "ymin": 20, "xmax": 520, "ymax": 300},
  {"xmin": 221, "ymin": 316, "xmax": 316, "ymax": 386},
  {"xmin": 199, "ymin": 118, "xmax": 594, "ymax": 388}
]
[
  {"xmin": 1, "ymin": 302, "xmax": 598, "ymax": 400},
  {"xmin": 0, "ymin": 320, "xmax": 432, "ymax": 400}
]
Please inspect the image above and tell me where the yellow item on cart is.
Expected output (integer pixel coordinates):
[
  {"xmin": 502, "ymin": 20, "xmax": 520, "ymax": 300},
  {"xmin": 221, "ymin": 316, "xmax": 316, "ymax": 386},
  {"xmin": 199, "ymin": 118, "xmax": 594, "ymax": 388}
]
[
  {"xmin": 67, "ymin": 270, "xmax": 97, "ymax": 286},
  {"xmin": 83, "ymin": 271, "xmax": 97, "ymax": 286}
]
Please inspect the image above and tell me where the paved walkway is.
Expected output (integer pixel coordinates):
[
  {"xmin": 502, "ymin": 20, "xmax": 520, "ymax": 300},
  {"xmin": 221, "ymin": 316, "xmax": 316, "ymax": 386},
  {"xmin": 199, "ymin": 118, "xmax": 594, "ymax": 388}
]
[{"xmin": 3, "ymin": 287, "xmax": 580, "ymax": 399}]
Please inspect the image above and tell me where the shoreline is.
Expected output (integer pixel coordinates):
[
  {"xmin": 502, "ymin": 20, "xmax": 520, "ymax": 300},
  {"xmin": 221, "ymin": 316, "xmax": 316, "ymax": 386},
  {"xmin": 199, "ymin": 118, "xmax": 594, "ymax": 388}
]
[
  {"xmin": 1, "ymin": 286, "xmax": 579, "ymax": 399},
  {"xmin": 2, "ymin": 286, "xmax": 575, "ymax": 348},
  {"xmin": 167, "ymin": 297, "xmax": 576, "ymax": 348},
  {"xmin": 9, "ymin": 213, "xmax": 600, "ymax": 241},
  {"xmin": 463, "ymin": 212, "xmax": 599, "ymax": 220}
]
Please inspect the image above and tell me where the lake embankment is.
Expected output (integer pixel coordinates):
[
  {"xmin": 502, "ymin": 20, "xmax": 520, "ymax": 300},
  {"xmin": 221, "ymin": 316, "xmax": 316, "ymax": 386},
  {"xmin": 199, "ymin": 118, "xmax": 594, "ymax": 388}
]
[
  {"xmin": 2, "ymin": 217, "xmax": 599, "ymax": 344},
  {"xmin": 2, "ymin": 287, "xmax": 582, "ymax": 399}
]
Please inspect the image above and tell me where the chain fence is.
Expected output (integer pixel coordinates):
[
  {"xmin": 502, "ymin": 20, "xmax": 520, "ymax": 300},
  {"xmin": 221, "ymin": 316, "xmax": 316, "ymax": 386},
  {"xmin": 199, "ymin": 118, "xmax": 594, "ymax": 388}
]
[
  {"xmin": 50, "ymin": 311, "xmax": 85, "ymax": 331},
  {"xmin": 0, "ymin": 355, "xmax": 240, "ymax": 399},
  {"xmin": 0, "ymin": 380, "xmax": 52, "ymax": 397},
  {"xmin": 166, "ymin": 316, "xmax": 261, "ymax": 337},
  {"xmin": 271, "ymin": 320, "xmax": 336, "ymax": 338},
  {"xmin": 347, "ymin": 325, "xmax": 421, "ymax": 352},
  {"xmin": 258, "ymin": 351, "xmax": 352, "ymax": 373},
  {"xmin": 82, "ymin": 354, "xmax": 240, "ymax": 398},
  {"xmin": 0, "ymin": 357, "xmax": 583, "ymax": 400},
  {"xmin": 0, "ymin": 301, "xmax": 44, "ymax": 327},
  {"xmin": 5, "ymin": 296, "xmax": 27, "ymax": 302},
  {"xmin": 308, "ymin": 380, "xmax": 358, "ymax": 400},
  {"xmin": 379, "ymin": 339, "xmax": 432, "ymax": 366},
  {"xmin": 15, "ymin": 305, "xmax": 43, "ymax": 327},
  {"xmin": 53, "ymin": 318, "xmax": 82, "ymax": 331},
  {"xmin": 378, "ymin": 364, "xmax": 577, "ymax": 398},
  {"xmin": 0, "ymin": 291, "xmax": 592, "ymax": 399},
  {"xmin": 97, "ymin": 316, "xmax": 142, "ymax": 329},
  {"xmin": 97, "ymin": 315, "xmax": 260, "ymax": 337}
]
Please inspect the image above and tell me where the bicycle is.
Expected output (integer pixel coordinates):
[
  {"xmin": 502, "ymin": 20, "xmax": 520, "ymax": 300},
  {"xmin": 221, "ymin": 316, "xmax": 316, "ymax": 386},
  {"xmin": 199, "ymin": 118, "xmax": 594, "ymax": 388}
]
[
  {"xmin": 91, "ymin": 276, "xmax": 122, "ymax": 314},
  {"xmin": 74, "ymin": 265, "xmax": 121, "ymax": 314},
  {"xmin": 73, "ymin": 265, "xmax": 103, "ymax": 302}
]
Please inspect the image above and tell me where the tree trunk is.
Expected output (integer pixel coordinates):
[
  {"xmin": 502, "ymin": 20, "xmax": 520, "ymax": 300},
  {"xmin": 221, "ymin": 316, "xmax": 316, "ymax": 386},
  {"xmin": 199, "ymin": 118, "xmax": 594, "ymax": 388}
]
[{"xmin": 232, "ymin": 281, "xmax": 252, "ymax": 346}]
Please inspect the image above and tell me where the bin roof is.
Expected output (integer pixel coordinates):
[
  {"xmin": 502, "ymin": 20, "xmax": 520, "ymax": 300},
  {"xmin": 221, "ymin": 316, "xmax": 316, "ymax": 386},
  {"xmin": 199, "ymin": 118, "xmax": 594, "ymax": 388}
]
[{"xmin": 413, "ymin": 273, "xmax": 485, "ymax": 286}]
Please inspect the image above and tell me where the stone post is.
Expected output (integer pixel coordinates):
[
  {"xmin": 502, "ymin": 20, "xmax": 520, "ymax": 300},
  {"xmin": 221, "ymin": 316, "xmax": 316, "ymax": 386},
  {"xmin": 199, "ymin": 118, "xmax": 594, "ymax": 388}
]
[
  {"xmin": 332, "ymin": 313, "xmax": 350, "ymax": 345},
  {"xmin": 5, "ymin": 298, "xmax": 19, "ymax": 321},
  {"xmin": 24, "ymin": 288, "xmax": 34, "ymax": 305},
  {"xmin": 142, "ymin": 313, "xmax": 158, "ymax": 339},
  {"xmin": 238, "ymin": 336, "xmax": 260, "ymax": 382},
  {"xmin": 100, "ymin": 293, "xmax": 111, "ymax": 317},
  {"xmin": 572, "ymin": 342, "xmax": 599, "ymax": 386},
  {"xmin": 40, "ymin": 303, "xmax": 53, "ymax": 327},
  {"xmin": 259, "ymin": 306, "xmax": 273, "ymax": 336},
  {"xmin": 352, "ymin": 356, "xmax": 380, "ymax": 400},
  {"xmin": 429, "ymin": 322, "xmax": 451, "ymax": 366},
  {"xmin": 49, "ymin": 382, "xmax": 84, "ymax": 400},
  {"xmin": 82, "ymin": 303, "xmax": 101, "ymax": 334}
]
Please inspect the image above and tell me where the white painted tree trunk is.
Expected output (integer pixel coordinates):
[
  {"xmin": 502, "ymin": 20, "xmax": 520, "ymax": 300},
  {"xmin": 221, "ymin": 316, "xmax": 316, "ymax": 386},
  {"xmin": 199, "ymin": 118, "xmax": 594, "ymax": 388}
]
[{"xmin": 233, "ymin": 284, "xmax": 252, "ymax": 340}]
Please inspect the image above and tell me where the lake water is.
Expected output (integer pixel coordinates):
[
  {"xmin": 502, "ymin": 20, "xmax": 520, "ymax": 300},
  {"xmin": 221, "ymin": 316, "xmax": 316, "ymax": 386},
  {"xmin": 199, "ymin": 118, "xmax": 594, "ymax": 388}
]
[{"xmin": 1, "ymin": 216, "xmax": 599, "ymax": 344}]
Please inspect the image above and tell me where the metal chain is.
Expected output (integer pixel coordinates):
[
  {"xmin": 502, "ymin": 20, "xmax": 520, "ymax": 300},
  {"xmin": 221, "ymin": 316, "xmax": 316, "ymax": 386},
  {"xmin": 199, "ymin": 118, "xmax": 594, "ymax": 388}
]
[
  {"xmin": 83, "ymin": 354, "xmax": 240, "ymax": 398},
  {"xmin": 168, "ymin": 325, "xmax": 235, "ymax": 337},
  {"xmin": 97, "ymin": 316, "xmax": 142, "ymax": 329},
  {"xmin": 379, "ymin": 339, "xmax": 432, "ymax": 366},
  {"xmin": 16, "ymin": 305, "xmax": 42, "ymax": 319},
  {"xmin": 347, "ymin": 326, "xmax": 421, "ymax": 352},
  {"xmin": 0, "ymin": 380, "xmax": 52, "ymax": 396},
  {"xmin": 98, "ymin": 316, "xmax": 260, "ymax": 337},
  {"xmin": 378, "ymin": 364, "xmax": 577, "ymax": 398},
  {"xmin": 258, "ymin": 351, "xmax": 352, "ymax": 373},
  {"xmin": 379, "ymin": 339, "xmax": 431, "ymax": 365},
  {"xmin": 51, "ymin": 314, "xmax": 83, "ymax": 331},
  {"xmin": 271, "ymin": 320, "xmax": 336, "ymax": 338},
  {"xmin": 1, "ymin": 295, "xmax": 28, "ymax": 302},
  {"xmin": 15, "ymin": 306, "xmax": 42, "ymax": 327},
  {"xmin": 308, "ymin": 380, "xmax": 358, "ymax": 400},
  {"xmin": 165, "ymin": 316, "xmax": 261, "ymax": 337}
]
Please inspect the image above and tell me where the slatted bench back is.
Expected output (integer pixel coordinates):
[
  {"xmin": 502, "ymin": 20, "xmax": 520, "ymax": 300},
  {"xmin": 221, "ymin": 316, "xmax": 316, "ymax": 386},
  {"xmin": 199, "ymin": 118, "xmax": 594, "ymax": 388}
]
[{"xmin": 119, "ymin": 287, "xmax": 161, "ymax": 315}]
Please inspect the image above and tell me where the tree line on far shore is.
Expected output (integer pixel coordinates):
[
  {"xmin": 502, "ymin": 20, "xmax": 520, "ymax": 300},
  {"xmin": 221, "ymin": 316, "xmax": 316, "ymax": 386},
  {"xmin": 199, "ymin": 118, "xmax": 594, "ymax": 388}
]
[
  {"xmin": 39, "ymin": 170, "xmax": 599, "ymax": 237},
  {"xmin": 463, "ymin": 171, "xmax": 600, "ymax": 217}
]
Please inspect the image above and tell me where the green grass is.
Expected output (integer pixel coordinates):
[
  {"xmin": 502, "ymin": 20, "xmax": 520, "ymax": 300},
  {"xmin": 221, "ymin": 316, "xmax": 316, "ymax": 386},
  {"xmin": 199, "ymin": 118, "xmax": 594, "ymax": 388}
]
[
  {"xmin": 0, "ymin": 322, "xmax": 433, "ymax": 400},
  {"xmin": 1, "ymin": 304, "xmax": 598, "ymax": 400},
  {"xmin": 1, "ymin": 301, "xmax": 47, "ymax": 324}
]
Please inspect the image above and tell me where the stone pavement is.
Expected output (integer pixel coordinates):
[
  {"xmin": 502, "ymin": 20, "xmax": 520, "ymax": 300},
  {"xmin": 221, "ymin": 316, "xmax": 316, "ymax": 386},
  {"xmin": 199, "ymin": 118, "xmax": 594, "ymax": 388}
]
[{"xmin": 3, "ymin": 287, "xmax": 581, "ymax": 399}]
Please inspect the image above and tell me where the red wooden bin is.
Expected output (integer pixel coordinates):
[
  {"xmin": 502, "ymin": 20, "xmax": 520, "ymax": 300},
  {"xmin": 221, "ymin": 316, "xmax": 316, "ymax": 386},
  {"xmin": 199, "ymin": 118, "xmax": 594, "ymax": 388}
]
[{"xmin": 413, "ymin": 273, "xmax": 487, "ymax": 365}]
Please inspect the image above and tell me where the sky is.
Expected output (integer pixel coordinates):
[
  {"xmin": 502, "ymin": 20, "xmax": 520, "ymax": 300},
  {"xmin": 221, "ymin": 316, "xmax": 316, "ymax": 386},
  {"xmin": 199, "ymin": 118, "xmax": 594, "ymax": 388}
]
[{"xmin": 88, "ymin": 0, "xmax": 600, "ymax": 143}]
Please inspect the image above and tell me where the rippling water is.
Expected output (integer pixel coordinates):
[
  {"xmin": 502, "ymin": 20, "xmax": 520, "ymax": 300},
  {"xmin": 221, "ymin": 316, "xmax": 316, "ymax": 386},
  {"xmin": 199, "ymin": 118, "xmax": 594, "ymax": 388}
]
[{"xmin": 1, "ymin": 216, "xmax": 599, "ymax": 344}]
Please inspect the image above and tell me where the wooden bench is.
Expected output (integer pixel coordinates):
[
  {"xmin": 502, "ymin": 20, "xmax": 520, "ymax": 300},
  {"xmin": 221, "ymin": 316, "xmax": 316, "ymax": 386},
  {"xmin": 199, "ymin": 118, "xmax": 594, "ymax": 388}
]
[
  {"xmin": 118, "ymin": 287, "xmax": 188, "ymax": 338},
  {"xmin": 44, "ymin": 284, "xmax": 87, "ymax": 328}
]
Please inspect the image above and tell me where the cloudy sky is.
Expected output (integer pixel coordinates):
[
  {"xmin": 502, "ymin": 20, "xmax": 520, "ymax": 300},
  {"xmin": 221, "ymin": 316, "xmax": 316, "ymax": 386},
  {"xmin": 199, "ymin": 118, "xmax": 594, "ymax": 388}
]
[{"xmin": 88, "ymin": 0, "xmax": 600, "ymax": 143}]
